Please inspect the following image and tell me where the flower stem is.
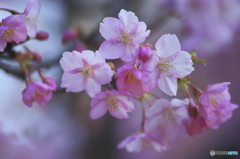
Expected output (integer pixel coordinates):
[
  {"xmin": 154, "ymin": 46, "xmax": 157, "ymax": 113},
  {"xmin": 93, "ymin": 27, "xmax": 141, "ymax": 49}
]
[
  {"xmin": 141, "ymin": 102, "xmax": 146, "ymax": 132},
  {"xmin": 0, "ymin": 8, "xmax": 20, "ymax": 14}
]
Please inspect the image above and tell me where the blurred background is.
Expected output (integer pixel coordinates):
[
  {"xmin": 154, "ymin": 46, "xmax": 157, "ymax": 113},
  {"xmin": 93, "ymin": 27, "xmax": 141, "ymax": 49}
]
[{"xmin": 0, "ymin": 0, "xmax": 240, "ymax": 158}]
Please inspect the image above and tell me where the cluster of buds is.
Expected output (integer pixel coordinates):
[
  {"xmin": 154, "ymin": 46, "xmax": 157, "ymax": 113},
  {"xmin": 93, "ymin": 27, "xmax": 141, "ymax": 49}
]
[
  {"xmin": 59, "ymin": 9, "xmax": 238, "ymax": 152},
  {"xmin": 0, "ymin": 0, "xmax": 56, "ymax": 107}
]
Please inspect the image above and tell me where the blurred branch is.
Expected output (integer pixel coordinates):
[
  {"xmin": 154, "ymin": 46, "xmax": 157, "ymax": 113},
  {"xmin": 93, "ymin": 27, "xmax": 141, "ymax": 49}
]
[{"xmin": 0, "ymin": 59, "xmax": 25, "ymax": 79}]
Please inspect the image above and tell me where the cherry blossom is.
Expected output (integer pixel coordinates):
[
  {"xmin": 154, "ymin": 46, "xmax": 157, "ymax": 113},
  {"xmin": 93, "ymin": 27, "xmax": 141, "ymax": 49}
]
[
  {"xmin": 0, "ymin": 15, "xmax": 27, "ymax": 51},
  {"xmin": 199, "ymin": 82, "xmax": 238, "ymax": 129},
  {"xmin": 118, "ymin": 133, "xmax": 167, "ymax": 152},
  {"xmin": 22, "ymin": 82, "xmax": 54, "ymax": 107},
  {"xmin": 140, "ymin": 34, "xmax": 194, "ymax": 96},
  {"xmin": 99, "ymin": 9, "xmax": 150, "ymax": 62},
  {"xmin": 60, "ymin": 50, "xmax": 113, "ymax": 97},
  {"xmin": 90, "ymin": 90, "xmax": 134, "ymax": 119},
  {"xmin": 145, "ymin": 98, "xmax": 190, "ymax": 144},
  {"xmin": 23, "ymin": 0, "xmax": 40, "ymax": 38},
  {"xmin": 116, "ymin": 65, "xmax": 151, "ymax": 97}
]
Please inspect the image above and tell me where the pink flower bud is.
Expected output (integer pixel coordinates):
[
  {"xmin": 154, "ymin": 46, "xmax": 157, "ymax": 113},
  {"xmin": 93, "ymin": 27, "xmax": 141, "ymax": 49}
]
[
  {"xmin": 61, "ymin": 28, "xmax": 78, "ymax": 44},
  {"xmin": 35, "ymin": 31, "xmax": 49, "ymax": 40},
  {"xmin": 138, "ymin": 44, "xmax": 152, "ymax": 62}
]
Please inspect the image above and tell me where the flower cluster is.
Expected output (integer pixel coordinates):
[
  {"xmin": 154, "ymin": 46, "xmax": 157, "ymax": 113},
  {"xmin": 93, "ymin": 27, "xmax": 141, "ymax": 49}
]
[
  {"xmin": 159, "ymin": 0, "xmax": 240, "ymax": 54},
  {"xmin": 0, "ymin": 0, "xmax": 56, "ymax": 107},
  {"xmin": 0, "ymin": 0, "xmax": 41, "ymax": 51},
  {"xmin": 59, "ymin": 9, "xmax": 238, "ymax": 152}
]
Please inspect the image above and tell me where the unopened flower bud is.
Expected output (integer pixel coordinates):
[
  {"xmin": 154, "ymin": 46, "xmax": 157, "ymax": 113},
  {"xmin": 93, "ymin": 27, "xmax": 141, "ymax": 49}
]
[
  {"xmin": 35, "ymin": 31, "xmax": 49, "ymax": 40},
  {"xmin": 61, "ymin": 28, "xmax": 78, "ymax": 44},
  {"xmin": 138, "ymin": 44, "xmax": 152, "ymax": 62}
]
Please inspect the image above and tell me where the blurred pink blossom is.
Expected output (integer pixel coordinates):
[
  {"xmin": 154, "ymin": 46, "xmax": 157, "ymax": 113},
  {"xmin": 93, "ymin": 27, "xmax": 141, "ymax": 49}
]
[
  {"xmin": 145, "ymin": 98, "xmax": 190, "ymax": 144},
  {"xmin": 0, "ymin": 15, "xmax": 27, "ymax": 51},
  {"xmin": 118, "ymin": 133, "xmax": 167, "ymax": 152},
  {"xmin": 23, "ymin": 0, "xmax": 40, "ymax": 38},
  {"xmin": 90, "ymin": 90, "xmax": 134, "ymax": 119},
  {"xmin": 116, "ymin": 65, "xmax": 151, "ymax": 97},
  {"xmin": 22, "ymin": 82, "xmax": 54, "ymax": 107},
  {"xmin": 199, "ymin": 82, "xmax": 238, "ymax": 129}
]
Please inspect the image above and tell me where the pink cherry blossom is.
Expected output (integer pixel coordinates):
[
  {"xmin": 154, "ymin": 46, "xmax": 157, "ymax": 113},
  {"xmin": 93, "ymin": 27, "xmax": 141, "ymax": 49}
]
[
  {"xmin": 23, "ymin": 0, "xmax": 40, "ymax": 38},
  {"xmin": 199, "ymin": 82, "xmax": 238, "ymax": 129},
  {"xmin": 0, "ymin": 15, "xmax": 27, "ymax": 51},
  {"xmin": 117, "ymin": 133, "xmax": 167, "ymax": 152},
  {"xmin": 35, "ymin": 31, "xmax": 49, "ymax": 40},
  {"xmin": 99, "ymin": 9, "xmax": 150, "ymax": 62},
  {"xmin": 140, "ymin": 34, "xmax": 194, "ymax": 96},
  {"xmin": 90, "ymin": 90, "xmax": 134, "ymax": 119},
  {"xmin": 116, "ymin": 65, "xmax": 151, "ymax": 97},
  {"xmin": 145, "ymin": 98, "xmax": 190, "ymax": 144},
  {"xmin": 60, "ymin": 50, "xmax": 113, "ymax": 97},
  {"xmin": 22, "ymin": 82, "xmax": 53, "ymax": 107}
]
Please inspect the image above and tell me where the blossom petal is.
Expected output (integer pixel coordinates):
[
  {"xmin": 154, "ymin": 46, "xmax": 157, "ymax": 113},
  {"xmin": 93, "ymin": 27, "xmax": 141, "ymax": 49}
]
[
  {"xmin": 120, "ymin": 44, "xmax": 138, "ymax": 62},
  {"xmin": 170, "ymin": 51, "xmax": 194, "ymax": 78},
  {"xmin": 99, "ymin": 40, "xmax": 125, "ymax": 59},
  {"xmin": 133, "ymin": 22, "xmax": 150, "ymax": 43},
  {"xmin": 60, "ymin": 51, "xmax": 83, "ymax": 71},
  {"xmin": 99, "ymin": 17, "xmax": 120, "ymax": 40},
  {"xmin": 61, "ymin": 73, "xmax": 85, "ymax": 92},
  {"xmin": 117, "ymin": 95, "xmax": 134, "ymax": 112},
  {"xmin": 81, "ymin": 50, "xmax": 101, "ymax": 65},
  {"xmin": 155, "ymin": 34, "xmax": 181, "ymax": 57},
  {"xmin": 146, "ymin": 98, "xmax": 170, "ymax": 118},
  {"xmin": 158, "ymin": 73, "xmax": 177, "ymax": 96},
  {"xmin": 109, "ymin": 106, "xmax": 129, "ymax": 119},
  {"xmin": 85, "ymin": 78, "xmax": 101, "ymax": 97},
  {"xmin": 90, "ymin": 100, "xmax": 108, "ymax": 119},
  {"xmin": 118, "ymin": 9, "xmax": 138, "ymax": 32},
  {"xmin": 12, "ymin": 23, "xmax": 28, "ymax": 43},
  {"xmin": 93, "ymin": 64, "xmax": 113, "ymax": 84}
]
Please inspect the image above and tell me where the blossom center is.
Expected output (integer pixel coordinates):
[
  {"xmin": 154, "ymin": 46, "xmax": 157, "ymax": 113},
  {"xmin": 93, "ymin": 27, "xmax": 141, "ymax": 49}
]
[
  {"xmin": 3, "ymin": 27, "xmax": 16, "ymax": 42},
  {"xmin": 159, "ymin": 58, "xmax": 174, "ymax": 73},
  {"xmin": 124, "ymin": 70, "xmax": 140, "ymax": 86},
  {"xmin": 120, "ymin": 32, "xmax": 132, "ymax": 45},
  {"xmin": 162, "ymin": 108, "xmax": 177, "ymax": 121},
  {"xmin": 210, "ymin": 96, "xmax": 219, "ymax": 107},
  {"xmin": 107, "ymin": 95, "xmax": 120, "ymax": 112},
  {"xmin": 82, "ymin": 65, "xmax": 94, "ymax": 77},
  {"xmin": 25, "ymin": 17, "xmax": 38, "ymax": 26}
]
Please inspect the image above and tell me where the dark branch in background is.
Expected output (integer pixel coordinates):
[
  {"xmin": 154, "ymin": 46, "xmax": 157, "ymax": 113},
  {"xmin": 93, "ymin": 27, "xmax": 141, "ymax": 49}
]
[{"xmin": 0, "ymin": 59, "xmax": 25, "ymax": 79}]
